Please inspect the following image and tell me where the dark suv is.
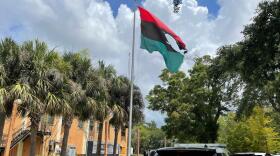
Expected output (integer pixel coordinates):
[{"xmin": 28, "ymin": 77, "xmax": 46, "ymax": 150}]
[{"xmin": 147, "ymin": 147, "xmax": 226, "ymax": 156}]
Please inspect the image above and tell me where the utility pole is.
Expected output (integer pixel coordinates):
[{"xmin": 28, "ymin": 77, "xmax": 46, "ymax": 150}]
[
  {"xmin": 104, "ymin": 121, "xmax": 108, "ymax": 156},
  {"xmin": 137, "ymin": 128, "xmax": 140, "ymax": 156},
  {"xmin": 164, "ymin": 137, "xmax": 167, "ymax": 147}
]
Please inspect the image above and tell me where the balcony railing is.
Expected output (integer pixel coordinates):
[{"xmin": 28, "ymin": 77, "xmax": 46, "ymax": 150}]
[{"xmin": 0, "ymin": 122, "xmax": 51, "ymax": 149}]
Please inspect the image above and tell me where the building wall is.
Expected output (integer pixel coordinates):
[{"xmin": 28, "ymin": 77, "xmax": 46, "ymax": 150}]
[
  {"xmin": 2, "ymin": 113, "xmax": 26, "ymax": 144},
  {"xmin": 1, "ymin": 111, "xmax": 128, "ymax": 156},
  {"xmin": 86, "ymin": 121, "xmax": 128, "ymax": 156},
  {"xmin": 66, "ymin": 119, "xmax": 89, "ymax": 155},
  {"xmin": 41, "ymin": 116, "xmax": 63, "ymax": 156}
]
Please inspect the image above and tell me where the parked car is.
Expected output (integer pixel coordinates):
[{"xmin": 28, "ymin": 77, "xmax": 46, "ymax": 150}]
[
  {"xmin": 151, "ymin": 147, "xmax": 219, "ymax": 156},
  {"xmin": 175, "ymin": 144, "xmax": 230, "ymax": 156},
  {"xmin": 231, "ymin": 152, "xmax": 272, "ymax": 156},
  {"xmin": 146, "ymin": 144, "xmax": 230, "ymax": 156}
]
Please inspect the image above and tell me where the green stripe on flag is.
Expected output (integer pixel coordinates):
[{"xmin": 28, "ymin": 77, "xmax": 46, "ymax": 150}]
[{"xmin": 140, "ymin": 35, "xmax": 184, "ymax": 73}]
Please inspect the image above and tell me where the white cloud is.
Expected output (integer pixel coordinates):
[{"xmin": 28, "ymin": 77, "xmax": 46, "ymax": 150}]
[{"xmin": 0, "ymin": 0, "xmax": 262, "ymax": 126}]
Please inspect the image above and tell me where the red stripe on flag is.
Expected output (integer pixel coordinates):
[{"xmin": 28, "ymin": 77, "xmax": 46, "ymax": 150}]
[{"xmin": 138, "ymin": 6, "xmax": 186, "ymax": 50}]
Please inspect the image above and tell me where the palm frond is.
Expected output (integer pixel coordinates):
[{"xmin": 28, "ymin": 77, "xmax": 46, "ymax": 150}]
[
  {"xmin": 78, "ymin": 97, "xmax": 97, "ymax": 121},
  {"xmin": 60, "ymin": 99, "xmax": 72, "ymax": 115},
  {"xmin": 9, "ymin": 83, "xmax": 45, "ymax": 115},
  {"xmin": 110, "ymin": 104, "xmax": 127, "ymax": 128},
  {"xmin": 47, "ymin": 52, "xmax": 71, "ymax": 74},
  {"xmin": 10, "ymin": 83, "xmax": 33, "ymax": 101},
  {"xmin": 87, "ymin": 97, "xmax": 97, "ymax": 112},
  {"xmin": 45, "ymin": 92, "xmax": 62, "ymax": 115},
  {"xmin": 63, "ymin": 52, "xmax": 91, "ymax": 85},
  {"xmin": 0, "ymin": 64, "xmax": 6, "ymax": 86},
  {"xmin": 86, "ymin": 74, "xmax": 108, "ymax": 100},
  {"xmin": 36, "ymin": 79, "xmax": 52, "ymax": 96},
  {"xmin": 0, "ymin": 38, "xmax": 18, "ymax": 65},
  {"xmin": 97, "ymin": 60, "xmax": 116, "ymax": 80},
  {"xmin": 95, "ymin": 101, "xmax": 111, "ymax": 122},
  {"xmin": 0, "ymin": 87, "xmax": 8, "ymax": 112}
]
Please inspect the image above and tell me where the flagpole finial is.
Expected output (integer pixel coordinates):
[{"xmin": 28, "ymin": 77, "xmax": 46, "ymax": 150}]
[{"xmin": 173, "ymin": 0, "xmax": 182, "ymax": 13}]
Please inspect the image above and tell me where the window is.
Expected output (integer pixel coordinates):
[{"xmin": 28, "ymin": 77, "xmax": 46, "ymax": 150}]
[
  {"xmin": 78, "ymin": 120, "xmax": 83, "ymax": 129},
  {"xmin": 68, "ymin": 147, "xmax": 76, "ymax": 156},
  {"xmin": 48, "ymin": 116, "xmax": 54, "ymax": 125},
  {"xmin": 121, "ymin": 127, "xmax": 126, "ymax": 141},
  {"xmin": 96, "ymin": 123, "xmax": 100, "ymax": 132},
  {"xmin": 89, "ymin": 119, "xmax": 94, "ymax": 131},
  {"xmin": 121, "ymin": 127, "xmax": 126, "ymax": 137}
]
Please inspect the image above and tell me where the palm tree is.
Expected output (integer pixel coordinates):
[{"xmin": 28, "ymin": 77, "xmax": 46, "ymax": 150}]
[
  {"xmin": 0, "ymin": 63, "xmax": 8, "ymax": 145},
  {"xmin": 60, "ymin": 80, "xmax": 97, "ymax": 156},
  {"xmin": 129, "ymin": 85, "xmax": 145, "ymax": 124},
  {"xmin": 85, "ymin": 61, "xmax": 116, "ymax": 156},
  {"xmin": 0, "ymin": 39, "xmax": 96, "ymax": 156},
  {"xmin": 95, "ymin": 61, "xmax": 117, "ymax": 156},
  {"xmin": 60, "ymin": 52, "xmax": 94, "ymax": 156},
  {"xmin": 0, "ymin": 38, "xmax": 21, "ymax": 144},
  {"xmin": 95, "ymin": 101, "xmax": 111, "ymax": 156},
  {"xmin": 60, "ymin": 80, "xmax": 86, "ymax": 156},
  {"xmin": 16, "ymin": 40, "xmax": 63, "ymax": 156},
  {"xmin": 110, "ymin": 76, "xmax": 145, "ymax": 155},
  {"xmin": 108, "ymin": 76, "xmax": 129, "ymax": 155},
  {"xmin": 85, "ymin": 69, "xmax": 109, "ymax": 156},
  {"xmin": 0, "ymin": 39, "xmax": 40, "ymax": 152},
  {"xmin": 110, "ymin": 105, "xmax": 127, "ymax": 156},
  {"xmin": 107, "ymin": 73, "xmax": 144, "ymax": 156},
  {"xmin": 116, "ymin": 76, "xmax": 145, "ymax": 125}
]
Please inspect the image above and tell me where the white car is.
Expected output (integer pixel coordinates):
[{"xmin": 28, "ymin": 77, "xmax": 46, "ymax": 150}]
[{"xmin": 232, "ymin": 152, "xmax": 272, "ymax": 156}]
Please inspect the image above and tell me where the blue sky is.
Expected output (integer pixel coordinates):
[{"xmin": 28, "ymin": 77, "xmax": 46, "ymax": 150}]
[
  {"xmin": 106, "ymin": 0, "xmax": 220, "ymax": 17},
  {"xmin": 197, "ymin": 0, "xmax": 219, "ymax": 16}
]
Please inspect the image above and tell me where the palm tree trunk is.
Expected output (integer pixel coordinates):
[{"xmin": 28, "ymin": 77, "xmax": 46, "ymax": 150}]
[
  {"xmin": 113, "ymin": 127, "xmax": 119, "ymax": 156},
  {"xmin": 29, "ymin": 119, "xmax": 39, "ymax": 156},
  {"xmin": 61, "ymin": 117, "xmax": 73, "ymax": 156},
  {"xmin": 0, "ymin": 111, "xmax": 6, "ymax": 145},
  {"xmin": 96, "ymin": 122, "xmax": 104, "ymax": 156}
]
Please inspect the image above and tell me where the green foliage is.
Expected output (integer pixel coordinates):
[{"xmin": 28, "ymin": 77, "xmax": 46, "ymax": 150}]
[
  {"xmin": 132, "ymin": 121, "xmax": 167, "ymax": 154},
  {"xmin": 218, "ymin": 107, "xmax": 280, "ymax": 153},
  {"xmin": 240, "ymin": 0, "xmax": 280, "ymax": 85},
  {"xmin": 270, "ymin": 110, "xmax": 280, "ymax": 134},
  {"xmin": 0, "ymin": 38, "xmax": 21, "ymax": 116},
  {"xmin": 110, "ymin": 104, "xmax": 127, "ymax": 129},
  {"xmin": 147, "ymin": 56, "xmax": 235, "ymax": 142},
  {"xmin": 211, "ymin": 0, "xmax": 280, "ymax": 116},
  {"xmin": 109, "ymin": 75, "xmax": 144, "ymax": 125},
  {"xmin": 149, "ymin": 0, "xmax": 280, "ymax": 151}
]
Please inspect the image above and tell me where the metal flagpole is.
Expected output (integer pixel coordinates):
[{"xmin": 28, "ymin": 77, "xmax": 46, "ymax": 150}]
[{"xmin": 127, "ymin": 3, "xmax": 136, "ymax": 156}]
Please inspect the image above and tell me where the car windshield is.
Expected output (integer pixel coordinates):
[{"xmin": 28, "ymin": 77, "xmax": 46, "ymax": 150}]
[{"xmin": 232, "ymin": 155, "xmax": 256, "ymax": 156}]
